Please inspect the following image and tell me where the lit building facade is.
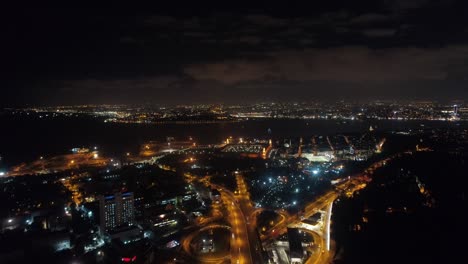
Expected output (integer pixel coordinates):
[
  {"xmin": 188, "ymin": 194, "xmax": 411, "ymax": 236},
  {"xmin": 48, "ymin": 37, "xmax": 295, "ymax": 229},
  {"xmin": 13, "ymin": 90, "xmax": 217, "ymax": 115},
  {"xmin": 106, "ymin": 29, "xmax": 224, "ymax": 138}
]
[{"xmin": 99, "ymin": 192, "xmax": 135, "ymax": 231}]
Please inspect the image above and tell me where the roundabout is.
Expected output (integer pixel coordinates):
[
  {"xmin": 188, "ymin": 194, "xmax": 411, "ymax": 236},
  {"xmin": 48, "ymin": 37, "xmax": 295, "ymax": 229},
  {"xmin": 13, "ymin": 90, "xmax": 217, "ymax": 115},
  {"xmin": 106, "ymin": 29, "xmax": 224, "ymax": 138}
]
[{"xmin": 181, "ymin": 224, "xmax": 232, "ymax": 263}]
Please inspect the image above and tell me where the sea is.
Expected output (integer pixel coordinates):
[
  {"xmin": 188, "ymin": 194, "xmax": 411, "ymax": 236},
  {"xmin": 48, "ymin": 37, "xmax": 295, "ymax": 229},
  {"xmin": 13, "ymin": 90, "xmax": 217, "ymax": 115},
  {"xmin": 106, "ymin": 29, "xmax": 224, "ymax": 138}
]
[{"xmin": 0, "ymin": 114, "xmax": 465, "ymax": 168}]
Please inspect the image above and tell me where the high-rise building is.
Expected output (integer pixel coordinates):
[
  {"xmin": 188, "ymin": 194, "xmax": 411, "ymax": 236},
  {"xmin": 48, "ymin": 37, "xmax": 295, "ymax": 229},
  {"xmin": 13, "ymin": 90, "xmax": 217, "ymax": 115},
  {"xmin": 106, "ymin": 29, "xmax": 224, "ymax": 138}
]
[{"xmin": 99, "ymin": 192, "xmax": 135, "ymax": 232}]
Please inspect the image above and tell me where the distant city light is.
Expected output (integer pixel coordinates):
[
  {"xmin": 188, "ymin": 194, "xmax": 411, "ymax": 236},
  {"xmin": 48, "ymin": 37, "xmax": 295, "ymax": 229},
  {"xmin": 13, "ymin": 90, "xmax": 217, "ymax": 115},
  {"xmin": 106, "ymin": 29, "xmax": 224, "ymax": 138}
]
[
  {"xmin": 312, "ymin": 169, "xmax": 319, "ymax": 175},
  {"xmin": 7, "ymin": 218, "xmax": 13, "ymax": 223},
  {"xmin": 0, "ymin": 172, "xmax": 5, "ymax": 176}
]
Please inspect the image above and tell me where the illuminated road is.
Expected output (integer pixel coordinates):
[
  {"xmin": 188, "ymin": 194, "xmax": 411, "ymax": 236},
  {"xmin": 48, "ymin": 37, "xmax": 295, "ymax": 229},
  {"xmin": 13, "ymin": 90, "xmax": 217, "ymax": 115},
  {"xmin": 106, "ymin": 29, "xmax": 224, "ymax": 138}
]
[
  {"xmin": 304, "ymin": 202, "xmax": 333, "ymax": 264},
  {"xmin": 234, "ymin": 175, "xmax": 264, "ymax": 263},
  {"xmin": 249, "ymin": 208, "xmax": 265, "ymax": 228},
  {"xmin": 181, "ymin": 224, "xmax": 232, "ymax": 264},
  {"xmin": 186, "ymin": 152, "xmax": 405, "ymax": 264},
  {"xmin": 9, "ymin": 151, "xmax": 111, "ymax": 176},
  {"xmin": 324, "ymin": 202, "xmax": 332, "ymax": 252},
  {"xmin": 261, "ymin": 153, "xmax": 404, "ymax": 264},
  {"xmin": 262, "ymin": 179, "xmax": 374, "ymax": 263},
  {"xmin": 61, "ymin": 177, "xmax": 83, "ymax": 205},
  {"xmin": 212, "ymin": 183, "xmax": 253, "ymax": 264},
  {"xmin": 196, "ymin": 202, "xmax": 224, "ymax": 226}
]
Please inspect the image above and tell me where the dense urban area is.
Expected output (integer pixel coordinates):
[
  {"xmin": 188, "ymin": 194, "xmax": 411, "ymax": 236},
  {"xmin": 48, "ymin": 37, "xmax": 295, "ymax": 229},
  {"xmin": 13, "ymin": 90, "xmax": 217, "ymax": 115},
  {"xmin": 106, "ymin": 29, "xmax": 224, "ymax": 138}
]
[
  {"xmin": 4, "ymin": 101, "xmax": 467, "ymax": 124},
  {"xmin": 4, "ymin": 2, "xmax": 468, "ymax": 263},
  {"xmin": 1, "ymin": 103, "xmax": 467, "ymax": 263}
]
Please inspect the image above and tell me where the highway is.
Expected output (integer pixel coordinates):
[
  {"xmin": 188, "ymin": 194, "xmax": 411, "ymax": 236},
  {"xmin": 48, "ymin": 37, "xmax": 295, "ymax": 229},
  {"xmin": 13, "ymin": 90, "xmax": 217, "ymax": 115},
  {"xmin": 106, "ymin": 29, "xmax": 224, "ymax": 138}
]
[
  {"xmin": 260, "ymin": 153, "xmax": 404, "ymax": 263},
  {"xmin": 184, "ymin": 152, "xmax": 405, "ymax": 264},
  {"xmin": 235, "ymin": 175, "xmax": 264, "ymax": 263},
  {"xmin": 212, "ymin": 183, "xmax": 253, "ymax": 264}
]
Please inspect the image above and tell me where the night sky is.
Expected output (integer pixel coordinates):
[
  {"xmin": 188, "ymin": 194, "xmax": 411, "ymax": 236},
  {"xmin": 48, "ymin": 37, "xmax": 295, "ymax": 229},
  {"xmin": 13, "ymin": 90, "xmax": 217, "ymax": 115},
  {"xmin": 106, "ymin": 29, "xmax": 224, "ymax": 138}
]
[{"xmin": 4, "ymin": 1, "xmax": 468, "ymax": 106}]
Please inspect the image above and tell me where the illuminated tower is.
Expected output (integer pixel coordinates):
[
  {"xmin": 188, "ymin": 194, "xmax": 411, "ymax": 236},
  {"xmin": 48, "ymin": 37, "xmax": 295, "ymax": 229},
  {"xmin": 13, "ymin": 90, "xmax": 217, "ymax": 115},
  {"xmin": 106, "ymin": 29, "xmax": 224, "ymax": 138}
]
[
  {"xmin": 312, "ymin": 137, "xmax": 318, "ymax": 155},
  {"xmin": 298, "ymin": 137, "xmax": 303, "ymax": 157}
]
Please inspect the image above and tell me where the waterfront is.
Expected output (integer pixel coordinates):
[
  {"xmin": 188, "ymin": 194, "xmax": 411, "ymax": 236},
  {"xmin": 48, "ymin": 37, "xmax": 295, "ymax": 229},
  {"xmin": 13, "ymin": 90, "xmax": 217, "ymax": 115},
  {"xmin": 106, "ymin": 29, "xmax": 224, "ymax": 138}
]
[{"xmin": 1, "ymin": 114, "xmax": 466, "ymax": 168}]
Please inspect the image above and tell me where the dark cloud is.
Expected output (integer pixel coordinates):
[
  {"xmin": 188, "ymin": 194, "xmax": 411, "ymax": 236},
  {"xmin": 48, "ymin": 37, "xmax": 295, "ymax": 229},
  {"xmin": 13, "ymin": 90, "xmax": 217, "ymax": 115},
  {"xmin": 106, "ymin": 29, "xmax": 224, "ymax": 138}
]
[
  {"xmin": 362, "ymin": 28, "xmax": 397, "ymax": 37},
  {"xmin": 184, "ymin": 46, "xmax": 468, "ymax": 83},
  {"xmin": 349, "ymin": 13, "xmax": 391, "ymax": 25},
  {"xmin": 119, "ymin": 36, "xmax": 139, "ymax": 43},
  {"xmin": 385, "ymin": 0, "xmax": 434, "ymax": 11},
  {"xmin": 3, "ymin": 3, "xmax": 468, "ymax": 106},
  {"xmin": 144, "ymin": 15, "xmax": 178, "ymax": 26},
  {"xmin": 244, "ymin": 15, "xmax": 289, "ymax": 27},
  {"xmin": 182, "ymin": 31, "xmax": 213, "ymax": 38}
]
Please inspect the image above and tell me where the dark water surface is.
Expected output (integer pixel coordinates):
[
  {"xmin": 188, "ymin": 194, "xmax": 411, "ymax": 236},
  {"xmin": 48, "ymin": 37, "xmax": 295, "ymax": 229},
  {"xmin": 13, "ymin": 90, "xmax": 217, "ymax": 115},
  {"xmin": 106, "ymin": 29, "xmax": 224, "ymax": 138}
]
[{"xmin": 0, "ymin": 114, "xmax": 465, "ymax": 167}]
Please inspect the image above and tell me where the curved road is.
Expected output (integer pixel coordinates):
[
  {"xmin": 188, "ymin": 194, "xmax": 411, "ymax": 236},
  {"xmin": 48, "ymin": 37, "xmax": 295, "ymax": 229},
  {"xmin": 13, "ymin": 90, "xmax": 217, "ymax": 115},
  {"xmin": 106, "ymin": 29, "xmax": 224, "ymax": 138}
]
[{"xmin": 212, "ymin": 183, "xmax": 253, "ymax": 264}]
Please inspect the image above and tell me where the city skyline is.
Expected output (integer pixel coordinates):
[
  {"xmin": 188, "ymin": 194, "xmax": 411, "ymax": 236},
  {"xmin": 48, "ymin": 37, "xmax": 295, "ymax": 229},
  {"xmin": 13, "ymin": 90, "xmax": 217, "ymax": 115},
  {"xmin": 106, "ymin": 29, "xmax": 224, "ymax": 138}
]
[{"xmin": 2, "ymin": 3, "xmax": 468, "ymax": 264}]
